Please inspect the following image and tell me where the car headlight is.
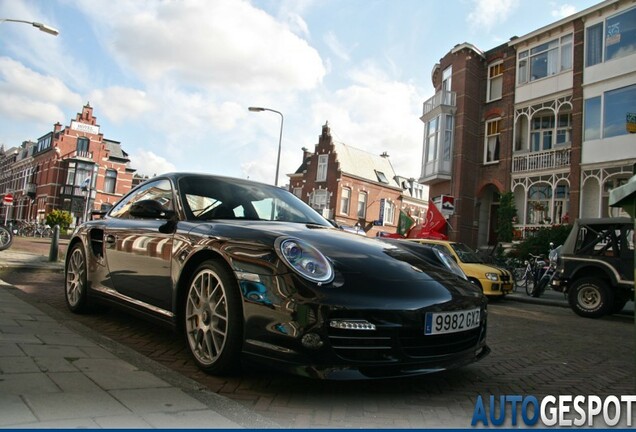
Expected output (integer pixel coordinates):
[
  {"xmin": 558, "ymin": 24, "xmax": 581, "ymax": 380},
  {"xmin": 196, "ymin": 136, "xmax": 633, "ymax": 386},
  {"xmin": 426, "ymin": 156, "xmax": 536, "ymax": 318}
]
[
  {"xmin": 276, "ymin": 238, "xmax": 334, "ymax": 284},
  {"xmin": 485, "ymin": 272, "xmax": 499, "ymax": 282}
]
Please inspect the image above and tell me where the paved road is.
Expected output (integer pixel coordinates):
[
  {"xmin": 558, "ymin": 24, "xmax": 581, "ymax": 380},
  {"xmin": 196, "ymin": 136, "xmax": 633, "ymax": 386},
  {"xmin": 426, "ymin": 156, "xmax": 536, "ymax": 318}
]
[{"xmin": 1, "ymin": 237, "xmax": 634, "ymax": 428}]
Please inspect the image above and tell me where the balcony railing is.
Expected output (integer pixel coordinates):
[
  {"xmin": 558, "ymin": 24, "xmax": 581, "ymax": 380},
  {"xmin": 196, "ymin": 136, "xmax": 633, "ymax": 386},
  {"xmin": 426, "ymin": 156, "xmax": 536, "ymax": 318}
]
[
  {"xmin": 66, "ymin": 150, "xmax": 93, "ymax": 160},
  {"xmin": 60, "ymin": 185, "xmax": 86, "ymax": 196},
  {"xmin": 512, "ymin": 147, "xmax": 571, "ymax": 173},
  {"xmin": 422, "ymin": 90, "xmax": 456, "ymax": 117}
]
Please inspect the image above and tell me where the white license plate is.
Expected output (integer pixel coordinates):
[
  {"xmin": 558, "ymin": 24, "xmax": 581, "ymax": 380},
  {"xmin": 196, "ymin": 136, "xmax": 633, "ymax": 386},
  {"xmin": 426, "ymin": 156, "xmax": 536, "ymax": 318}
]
[{"xmin": 425, "ymin": 308, "xmax": 481, "ymax": 335}]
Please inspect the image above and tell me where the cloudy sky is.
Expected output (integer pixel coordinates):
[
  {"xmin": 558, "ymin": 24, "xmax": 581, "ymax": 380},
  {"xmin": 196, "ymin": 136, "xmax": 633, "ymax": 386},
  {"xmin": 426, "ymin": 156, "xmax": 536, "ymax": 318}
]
[{"xmin": 0, "ymin": 0, "xmax": 599, "ymax": 185}]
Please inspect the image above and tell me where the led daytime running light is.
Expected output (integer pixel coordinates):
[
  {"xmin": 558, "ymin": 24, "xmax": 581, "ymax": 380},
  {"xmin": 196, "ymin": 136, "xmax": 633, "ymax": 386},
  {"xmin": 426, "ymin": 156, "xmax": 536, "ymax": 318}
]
[{"xmin": 330, "ymin": 320, "xmax": 376, "ymax": 331}]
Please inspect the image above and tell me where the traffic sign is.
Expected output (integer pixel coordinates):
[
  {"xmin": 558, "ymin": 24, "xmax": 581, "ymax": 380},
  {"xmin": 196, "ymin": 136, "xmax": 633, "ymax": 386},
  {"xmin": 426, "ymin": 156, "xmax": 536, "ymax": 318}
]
[{"xmin": 2, "ymin": 193, "xmax": 13, "ymax": 206}]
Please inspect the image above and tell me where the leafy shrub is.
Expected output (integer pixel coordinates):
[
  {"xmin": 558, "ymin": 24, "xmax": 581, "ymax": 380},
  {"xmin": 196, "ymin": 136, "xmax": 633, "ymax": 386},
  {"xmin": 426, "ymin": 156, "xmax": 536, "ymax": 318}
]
[
  {"xmin": 46, "ymin": 209, "xmax": 73, "ymax": 231},
  {"xmin": 509, "ymin": 224, "xmax": 572, "ymax": 258}
]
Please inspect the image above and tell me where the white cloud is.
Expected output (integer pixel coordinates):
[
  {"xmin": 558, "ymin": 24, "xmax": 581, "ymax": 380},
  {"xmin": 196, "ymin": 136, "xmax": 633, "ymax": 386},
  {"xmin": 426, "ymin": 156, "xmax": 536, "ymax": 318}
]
[
  {"xmin": 88, "ymin": 87, "xmax": 154, "ymax": 123},
  {"xmin": 551, "ymin": 3, "xmax": 578, "ymax": 19},
  {"xmin": 0, "ymin": 57, "xmax": 82, "ymax": 122},
  {"xmin": 128, "ymin": 149, "xmax": 176, "ymax": 177},
  {"xmin": 76, "ymin": 0, "xmax": 326, "ymax": 92},
  {"xmin": 309, "ymin": 64, "xmax": 425, "ymax": 179},
  {"xmin": 467, "ymin": 0, "xmax": 520, "ymax": 32}
]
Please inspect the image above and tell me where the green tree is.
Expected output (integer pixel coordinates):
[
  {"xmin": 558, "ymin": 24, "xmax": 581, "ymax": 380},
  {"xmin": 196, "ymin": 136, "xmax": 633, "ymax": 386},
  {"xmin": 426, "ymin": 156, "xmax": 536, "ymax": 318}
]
[
  {"xmin": 46, "ymin": 209, "xmax": 73, "ymax": 231},
  {"xmin": 496, "ymin": 192, "xmax": 517, "ymax": 243}
]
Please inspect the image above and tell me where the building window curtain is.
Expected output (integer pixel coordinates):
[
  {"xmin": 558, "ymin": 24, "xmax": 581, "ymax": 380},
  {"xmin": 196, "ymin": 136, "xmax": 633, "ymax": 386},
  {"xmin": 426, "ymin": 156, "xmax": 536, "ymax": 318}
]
[
  {"xmin": 586, "ymin": 23, "xmax": 603, "ymax": 66},
  {"xmin": 547, "ymin": 47, "xmax": 559, "ymax": 76}
]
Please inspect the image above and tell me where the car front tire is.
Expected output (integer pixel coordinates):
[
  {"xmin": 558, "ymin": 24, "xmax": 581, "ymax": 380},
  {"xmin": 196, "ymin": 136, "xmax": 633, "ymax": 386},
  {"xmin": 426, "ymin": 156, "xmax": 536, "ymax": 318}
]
[
  {"xmin": 568, "ymin": 277, "xmax": 613, "ymax": 318},
  {"xmin": 65, "ymin": 243, "xmax": 91, "ymax": 313},
  {"xmin": 183, "ymin": 260, "xmax": 243, "ymax": 375}
]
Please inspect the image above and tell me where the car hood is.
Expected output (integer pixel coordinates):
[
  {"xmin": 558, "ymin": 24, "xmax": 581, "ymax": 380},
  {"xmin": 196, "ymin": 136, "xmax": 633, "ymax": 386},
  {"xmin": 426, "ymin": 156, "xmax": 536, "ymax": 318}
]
[{"xmin": 186, "ymin": 221, "xmax": 482, "ymax": 305}]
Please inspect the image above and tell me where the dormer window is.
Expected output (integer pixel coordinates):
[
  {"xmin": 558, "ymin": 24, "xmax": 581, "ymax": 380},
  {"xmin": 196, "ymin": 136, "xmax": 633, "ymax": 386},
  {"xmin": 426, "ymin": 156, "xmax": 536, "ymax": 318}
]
[{"xmin": 375, "ymin": 170, "xmax": 389, "ymax": 184}]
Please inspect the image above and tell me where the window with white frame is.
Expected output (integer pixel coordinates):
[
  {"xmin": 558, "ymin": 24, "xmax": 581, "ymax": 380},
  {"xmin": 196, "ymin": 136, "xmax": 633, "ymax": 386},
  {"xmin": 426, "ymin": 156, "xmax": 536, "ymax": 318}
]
[
  {"xmin": 293, "ymin": 187, "xmax": 303, "ymax": 198},
  {"xmin": 357, "ymin": 191, "xmax": 367, "ymax": 219},
  {"xmin": 104, "ymin": 169, "xmax": 117, "ymax": 194},
  {"xmin": 484, "ymin": 119, "xmax": 501, "ymax": 163},
  {"xmin": 425, "ymin": 116, "xmax": 439, "ymax": 163},
  {"xmin": 487, "ymin": 62, "xmax": 503, "ymax": 102},
  {"xmin": 527, "ymin": 184, "xmax": 552, "ymax": 224},
  {"xmin": 309, "ymin": 189, "xmax": 329, "ymax": 210},
  {"xmin": 384, "ymin": 200, "xmax": 396, "ymax": 225},
  {"xmin": 442, "ymin": 66, "xmax": 452, "ymax": 92},
  {"xmin": 584, "ymin": 84, "xmax": 636, "ymax": 140},
  {"xmin": 316, "ymin": 154, "xmax": 328, "ymax": 181},
  {"xmin": 530, "ymin": 113, "xmax": 572, "ymax": 152},
  {"xmin": 586, "ymin": 7, "xmax": 636, "ymax": 67},
  {"xmin": 518, "ymin": 34, "xmax": 573, "ymax": 84},
  {"xmin": 340, "ymin": 187, "xmax": 350, "ymax": 215}
]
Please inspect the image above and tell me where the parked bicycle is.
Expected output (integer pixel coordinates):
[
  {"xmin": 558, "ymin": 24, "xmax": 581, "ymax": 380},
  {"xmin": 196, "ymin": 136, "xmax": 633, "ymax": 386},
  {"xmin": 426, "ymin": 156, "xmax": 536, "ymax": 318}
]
[
  {"xmin": 514, "ymin": 253, "xmax": 547, "ymax": 295},
  {"xmin": 15, "ymin": 220, "xmax": 53, "ymax": 238}
]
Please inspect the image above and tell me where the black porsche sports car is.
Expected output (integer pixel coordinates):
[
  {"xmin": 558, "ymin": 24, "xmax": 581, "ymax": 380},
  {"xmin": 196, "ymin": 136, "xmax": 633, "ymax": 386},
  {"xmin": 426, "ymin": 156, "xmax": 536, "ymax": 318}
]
[{"xmin": 64, "ymin": 172, "xmax": 489, "ymax": 379}]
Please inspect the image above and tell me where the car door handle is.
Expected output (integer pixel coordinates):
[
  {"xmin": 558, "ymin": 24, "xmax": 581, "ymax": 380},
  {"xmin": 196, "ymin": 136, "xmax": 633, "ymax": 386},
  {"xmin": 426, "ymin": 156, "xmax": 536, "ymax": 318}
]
[{"xmin": 105, "ymin": 234, "xmax": 116, "ymax": 244}]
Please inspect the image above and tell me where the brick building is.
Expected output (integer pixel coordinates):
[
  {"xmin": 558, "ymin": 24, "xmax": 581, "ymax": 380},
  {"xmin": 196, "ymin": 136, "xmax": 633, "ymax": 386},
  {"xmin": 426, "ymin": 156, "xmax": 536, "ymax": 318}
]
[
  {"xmin": 289, "ymin": 123, "xmax": 428, "ymax": 237},
  {"xmin": 0, "ymin": 104, "xmax": 136, "ymax": 226},
  {"xmin": 420, "ymin": 0, "xmax": 636, "ymax": 248}
]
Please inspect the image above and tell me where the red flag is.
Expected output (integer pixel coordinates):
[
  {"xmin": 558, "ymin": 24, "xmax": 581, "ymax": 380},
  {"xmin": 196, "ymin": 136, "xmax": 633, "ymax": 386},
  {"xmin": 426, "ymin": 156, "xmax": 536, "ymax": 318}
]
[
  {"xmin": 422, "ymin": 201, "xmax": 446, "ymax": 233},
  {"xmin": 407, "ymin": 202, "xmax": 448, "ymax": 239}
]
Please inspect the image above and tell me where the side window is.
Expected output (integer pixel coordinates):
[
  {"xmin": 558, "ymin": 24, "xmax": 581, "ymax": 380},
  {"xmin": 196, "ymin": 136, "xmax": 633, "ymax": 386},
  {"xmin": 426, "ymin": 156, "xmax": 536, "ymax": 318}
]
[{"xmin": 109, "ymin": 179, "xmax": 174, "ymax": 219}]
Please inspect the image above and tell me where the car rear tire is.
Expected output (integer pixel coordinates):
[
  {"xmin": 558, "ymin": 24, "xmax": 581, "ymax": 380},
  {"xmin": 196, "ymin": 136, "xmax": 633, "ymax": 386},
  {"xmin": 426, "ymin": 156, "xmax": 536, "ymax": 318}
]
[
  {"xmin": 183, "ymin": 260, "xmax": 243, "ymax": 375},
  {"xmin": 65, "ymin": 243, "xmax": 91, "ymax": 313},
  {"xmin": 568, "ymin": 277, "xmax": 613, "ymax": 318}
]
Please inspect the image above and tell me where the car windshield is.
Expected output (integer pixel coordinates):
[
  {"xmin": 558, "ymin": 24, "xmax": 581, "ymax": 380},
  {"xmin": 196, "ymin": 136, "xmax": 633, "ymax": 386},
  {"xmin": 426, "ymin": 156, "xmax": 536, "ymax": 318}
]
[
  {"xmin": 178, "ymin": 175, "xmax": 331, "ymax": 226},
  {"xmin": 450, "ymin": 242, "xmax": 485, "ymax": 264}
]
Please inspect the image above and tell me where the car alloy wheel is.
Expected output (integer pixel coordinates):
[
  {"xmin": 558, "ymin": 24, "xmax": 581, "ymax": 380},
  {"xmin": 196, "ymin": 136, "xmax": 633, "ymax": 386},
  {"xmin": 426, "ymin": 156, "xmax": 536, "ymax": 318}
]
[
  {"xmin": 65, "ymin": 244, "xmax": 90, "ymax": 313},
  {"xmin": 184, "ymin": 260, "xmax": 242, "ymax": 374}
]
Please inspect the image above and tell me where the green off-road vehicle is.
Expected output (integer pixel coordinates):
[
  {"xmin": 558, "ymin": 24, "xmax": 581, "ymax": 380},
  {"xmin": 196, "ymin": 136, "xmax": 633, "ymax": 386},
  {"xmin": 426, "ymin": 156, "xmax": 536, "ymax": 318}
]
[{"xmin": 552, "ymin": 217, "xmax": 634, "ymax": 318}]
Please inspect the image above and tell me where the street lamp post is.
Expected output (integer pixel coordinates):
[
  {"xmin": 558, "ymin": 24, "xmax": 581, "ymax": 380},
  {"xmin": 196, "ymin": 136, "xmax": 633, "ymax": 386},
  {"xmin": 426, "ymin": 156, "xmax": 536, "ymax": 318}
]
[
  {"xmin": 0, "ymin": 18, "xmax": 59, "ymax": 36},
  {"xmin": 248, "ymin": 107, "xmax": 284, "ymax": 187}
]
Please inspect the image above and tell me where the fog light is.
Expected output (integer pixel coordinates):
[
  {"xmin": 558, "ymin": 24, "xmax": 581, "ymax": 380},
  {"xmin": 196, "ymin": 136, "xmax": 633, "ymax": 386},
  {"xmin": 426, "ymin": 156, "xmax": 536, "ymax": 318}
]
[
  {"xmin": 301, "ymin": 333, "xmax": 323, "ymax": 349},
  {"xmin": 329, "ymin": 319, "xmax": 376, "ymax": 331}
]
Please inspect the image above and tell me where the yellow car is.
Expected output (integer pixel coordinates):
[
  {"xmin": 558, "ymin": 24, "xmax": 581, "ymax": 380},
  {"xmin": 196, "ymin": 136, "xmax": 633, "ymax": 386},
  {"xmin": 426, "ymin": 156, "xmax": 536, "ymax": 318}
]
[{"xmin": 406, "ymin": 239, "xmax": 514, "ymax": 297}]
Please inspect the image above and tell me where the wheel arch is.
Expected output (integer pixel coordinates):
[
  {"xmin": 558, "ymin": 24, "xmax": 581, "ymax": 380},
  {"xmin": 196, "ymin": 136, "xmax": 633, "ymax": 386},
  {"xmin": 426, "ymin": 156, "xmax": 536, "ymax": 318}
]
[
  {"xmin": 568, "ymin": 263, "xmax": 615, "ymax": 287},
  {"xmin": 174, "ymin": 249, "xmax": 240, "ymax": 331}
]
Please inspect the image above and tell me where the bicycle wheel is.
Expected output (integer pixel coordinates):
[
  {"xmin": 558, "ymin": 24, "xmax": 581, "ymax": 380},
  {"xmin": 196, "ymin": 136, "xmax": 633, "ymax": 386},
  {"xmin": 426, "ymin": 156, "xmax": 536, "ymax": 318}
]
[
  {"xmin": 0, "ymin": 226, "xmax": 13, "ymax": 251},
  {"xmin": 513, "ymin": 268, "xmax": 526, "ymax": 288},
  {"xmin": 525, "ymin": 275, "xmax": 536, "ymax": 296}
]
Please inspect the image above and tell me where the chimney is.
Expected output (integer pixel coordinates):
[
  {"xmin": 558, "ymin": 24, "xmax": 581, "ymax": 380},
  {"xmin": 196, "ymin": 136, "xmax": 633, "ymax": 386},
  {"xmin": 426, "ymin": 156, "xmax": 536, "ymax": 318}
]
[
  {"xmin": 301, "ymin": 147, "xmax": 312, "ymax": 161},
  {"xmin": 53, "ymin": 122, "xmax": 62, "ymax": 132}
]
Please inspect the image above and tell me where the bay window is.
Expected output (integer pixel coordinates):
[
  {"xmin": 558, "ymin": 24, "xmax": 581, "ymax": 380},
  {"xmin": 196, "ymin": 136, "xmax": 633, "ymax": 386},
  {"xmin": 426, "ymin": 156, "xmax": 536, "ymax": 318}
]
[
  {"xmin": 587, "ymin": 7, "xmax": 636, "ymax": 66},
  {"xmin": 518, "ymin": 34, "xmax": 573, "ymax": 84}
]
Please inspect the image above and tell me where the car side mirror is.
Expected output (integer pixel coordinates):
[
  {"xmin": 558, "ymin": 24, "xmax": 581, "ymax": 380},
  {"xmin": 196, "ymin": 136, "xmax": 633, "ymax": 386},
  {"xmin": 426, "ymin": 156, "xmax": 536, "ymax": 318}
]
[{"xmin": 130, "ymin": 199, "xmax": 175, "ymax": 220}]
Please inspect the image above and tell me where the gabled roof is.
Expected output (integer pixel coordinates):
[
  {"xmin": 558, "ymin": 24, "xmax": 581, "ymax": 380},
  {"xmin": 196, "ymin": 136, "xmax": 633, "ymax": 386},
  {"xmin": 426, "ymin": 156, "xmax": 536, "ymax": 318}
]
[{"xmin": 332, "ymin": 141, "xmax": 400, "ymax": 188}]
